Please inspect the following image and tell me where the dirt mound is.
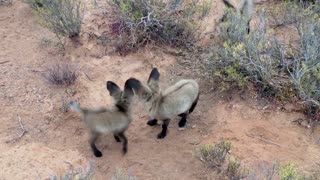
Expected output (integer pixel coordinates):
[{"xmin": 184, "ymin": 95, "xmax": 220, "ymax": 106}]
[{"xmin": 0, "ymin": 1, "xmax": 319, "ymax": 179}]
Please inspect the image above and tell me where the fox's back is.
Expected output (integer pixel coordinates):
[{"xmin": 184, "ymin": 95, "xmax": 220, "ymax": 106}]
[
  {"xmin": 155, "ymin": 79, "xmax": 199, "ymax": 119},
  {"xmin": 84, "ymin": 110, "xmax": 131, "ymax": 134}
]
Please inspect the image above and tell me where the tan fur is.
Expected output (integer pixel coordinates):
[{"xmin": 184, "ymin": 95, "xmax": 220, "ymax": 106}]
[
  {"xmin": 68, "ymin": 80, "xmax": 134, "ymax": 156},
  {"xmin": 132, "ymin": 78, "xmax": 199, "ymax": 120},
  {"xmin": 223, "ymin": 0, "xmax": 253, "ymax": 18},
  {"xmin": 237, "ymin": 0, "xmax": 253, "ymax": 18},
  {"xmin": 126, "ymin": 68, "xmax": 199, "ymax": 138},
  {"xmin": 150, "ymin": 79, "xmax": 199, "ymax": 120},
  {"xmin": 221, "ymin": 0, "xmax": 254, "ymax": 33},
  {"xmin": 74, "ymin": 106, "xmax": 132, "ymax": 135}
]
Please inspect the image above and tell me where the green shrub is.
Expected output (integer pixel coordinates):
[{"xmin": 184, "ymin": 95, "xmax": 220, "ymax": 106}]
[
  {"xmin": 207, "ymin": 1, "xmax": 320, "ymax": 110},
  {"xmin": 279, "ymin": 162, "xmax": 299, "ymax": 180},
  {"xmin": 27, "ymin": 0, "xmax": 83, "ymax": 40},
  {"xmin": 196, "ymin": 140, "xmax": 231, "ymax": 168},
  {"xmin": 226, "ymin": 159, "xmax": 248, "ymax": 180},
  {"xmin": 107, "ymin": 0, "xmax": 212, "ymax": 55},
  {"xmin": 287, "ymin": 17, "xmax": 320, "ymax": 108},
  {"xmin": 210, "ymin": 13, "xmax": 285, "ymax": 93}
]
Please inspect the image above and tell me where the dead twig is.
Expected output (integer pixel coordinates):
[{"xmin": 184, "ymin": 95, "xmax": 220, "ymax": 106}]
[
  {"xmin": 83, "ymin": 72, "xmax": 93, "ymax": 81},
  {"xmin": 0, "ymin": 60, "xmax": 9, "ymax": 65},
  {"xmin": 245, "ymin": 132, "xmax": 282, "ymax": 148},
  {"xmin": 18, "ymin": 115, "xmax": 27, "ymax": 138},
  {"xmin": 292, "ymin": 118, "xmax": 304, "ymax": 125},
  {"xmin": 5, "ymin": 114, "xmax": 27, "ymax": 143},
  {"xmin": 64, "ymin": 160, "xmax": 74, "ymax": 168}
]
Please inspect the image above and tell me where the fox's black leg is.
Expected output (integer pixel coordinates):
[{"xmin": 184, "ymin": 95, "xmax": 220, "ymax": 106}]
[
  {"xmin": 178, "ymin": 113, "xmax": 188, "ymax": 128},
  {"xmin": 89, "ymin": 132, "xmax": 102, "ymax": 157},
  {"xmin": 157, "ymin": 119, "xmax": 170, "ymax": 139},
  {"xmin": 147, "ymin": 119, "xmax": 158, "ymax": 126},
  {"xmin": 118, "ymin": 131, "xmax": 128, "ymax": 154},
  {"xmin": 114, "ymin": 134, "xmax": 121, "ymax": 142}
]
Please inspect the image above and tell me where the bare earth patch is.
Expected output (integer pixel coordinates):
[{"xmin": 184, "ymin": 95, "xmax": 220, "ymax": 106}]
[{"xmin": 0, "ymin": 1, "xmax": 319, "ymax": 179}]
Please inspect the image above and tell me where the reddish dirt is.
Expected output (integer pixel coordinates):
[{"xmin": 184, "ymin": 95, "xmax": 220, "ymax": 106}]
[{"xmin": 0, "ymin": 1, "xmax": 319, "ymax": 180}]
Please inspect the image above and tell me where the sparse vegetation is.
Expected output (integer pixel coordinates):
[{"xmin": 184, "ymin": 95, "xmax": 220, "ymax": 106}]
[
  {"xmin": 210, "ymin": 12, "xmax": 285, "ymax": 94},
  {"xmin": 106, "ymin": 0, "xmax": 212, "ymax": 55},
  {"xmin": 196, "ymin": 140, "xmax": 231, "ymax": 168},
  {"xmin": 39, "ymin": 36, "xmax": 65, "ymax": 53},
  {"xmin": 43, "ymin": 63, "xmax": 79, "ymax": 86},
  {"xmin": 196, "ymin": 142, "xmax": 320, "ymax": 180},
  {"xmin": 226, "ymin": 159, "xmax": 247, "ymax": 180},
  {"xmin": 26, "ymin": 0, "xmax": 83, "ymax": 40},
  {"xmin": 265, "ymin": 1, "xmax": 302, "ymax": 27},
  {"xmin": 205, "ymin": 0, "xmax": 320, "ymax": 115},
  {"xmin": 279, "ymin": 162, "xmax": 299, "ymax": 180},
  {"xmin": 111, "ymin": 168, "xmax": 138, "ymax": 180},
  {"xmin": 286, "ymin": 17, "xmax": 320, "ymax": 108},
  {"xmin": 49, "ymin": 163, "xmax": 95, "ymax": 180},
  {"xmin": 247, "ymin": 163, "xmax": 278, "ymax": 180},
  {"xmin": 0, "ymin": 0, "xmax": 12, "ymax": 5}
]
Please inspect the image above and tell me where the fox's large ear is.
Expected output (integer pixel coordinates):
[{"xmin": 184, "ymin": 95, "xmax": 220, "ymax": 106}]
[
  {"xmin": 222, "ymin": 0, "xmax": 235, "ymax": 9},
  {"xmin": 148, "ymin": 68, "xmax": 160, "ymax": 83},
  {"xmin": 125, "ymin": 78, "xmax": 142, "ymax": 94},
  {"xmin": 107, "ymin": 81, "xmax": 122, "ymax": 100},
  {"xmin": 147, "ymin": 68, "xmax": 160, "ymax": 92},
  {"xmin": 124, "ymin": 78, "xmax": 137, "ymax": 98},
  {"xmin": 239, "ymin": 0, "xmax": 247, "ymax": 15}
]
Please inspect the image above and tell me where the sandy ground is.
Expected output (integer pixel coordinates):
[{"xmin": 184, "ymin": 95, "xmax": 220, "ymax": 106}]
[{"xmin": 0, "ymin": 1, "xmax": 320, "ymax": 179}]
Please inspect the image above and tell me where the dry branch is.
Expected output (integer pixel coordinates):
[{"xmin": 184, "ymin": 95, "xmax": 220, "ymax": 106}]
[
  {"xmin": 83, "ymin": 72, "xmax": 93, "ymax": 81},
  {"xmin": 18, "ymin": 115, "xmax": 27, "ymax": 138},
  {"xmin": 245, "ymin": 132, "xmax": 282, "ymax": 148},
  {"xmin": 0, "ymin": 61, "xmax": 9, "ymax": 64},
  {"xmin": 5, "ymin": 114, "xmax": 27, "ymax": 143}
]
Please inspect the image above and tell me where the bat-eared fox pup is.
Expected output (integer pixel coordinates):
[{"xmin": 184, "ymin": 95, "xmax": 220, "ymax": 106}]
[
  {"xmin": 68, "ymin": 80, "xmax": 134, "ymax": 157},
  {"xmin": 125, "ymin": 68, "xmax": 199, "ymax": 139}
]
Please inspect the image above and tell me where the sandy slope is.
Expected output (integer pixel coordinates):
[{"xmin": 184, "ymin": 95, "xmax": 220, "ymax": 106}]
[{"xmin": 0, "ymin": 1, "xmax": 319, "ymax": 179}]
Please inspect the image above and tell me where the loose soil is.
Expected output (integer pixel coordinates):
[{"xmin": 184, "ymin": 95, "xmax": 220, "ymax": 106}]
[{"xmin": 0, "ymin": 1, "xmax": 319, "ymax": 179}]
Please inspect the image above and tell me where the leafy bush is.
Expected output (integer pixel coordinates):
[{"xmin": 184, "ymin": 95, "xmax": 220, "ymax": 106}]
[
  {"xmin": 286, "ymin": 17, "xmax": 320, "ymax": 108},
  {"xmin": 26, "ymin": 0, "xmax": 83, "ymax": 40},
  {"xmin": 107, "ymin": 0, "xmax": 212, "ymax": 55},
  {"xmin": 196, "ymin": 140, "xmax": 231, "ymax": 168},
  {"xmin": 207, "ymin": 1, "xmax": 320, "ymax": 110},
  {"xmin": 43, "ymin": 63, "xmax": 79, "ymax": 86},
  {"xmin": 211, "ymin": 12, "xmax": 286, "ymax": 93},
  {"xmin": 111, "ymin": 168, "xmax": 138, "ymax": 180},
  {"xmin": 279, "ymin": 162, "xmax": 299, "ymax": 180}
]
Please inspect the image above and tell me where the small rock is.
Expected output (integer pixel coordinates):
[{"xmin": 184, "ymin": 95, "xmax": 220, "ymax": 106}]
[
  {"xmin": 66, "ymin": 89, "xmax": 76, "ymax": 96},
  {"xmin": 178, "ymin": 127, "xmax": 186, "ymax": 131},
  {"xmin": 192, "ymin": 125, "xmax": 197, "ymax": 129}
]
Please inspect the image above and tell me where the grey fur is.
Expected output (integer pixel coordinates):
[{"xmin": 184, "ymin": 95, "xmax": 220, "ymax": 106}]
[
  {"xmin": 126, "ymin": 68, "xmax": 199, "ymax": 139},
  {"xmin": 221, "ymin": 0, "xmax": 254, "ymax": 33},
  {"xmin": 68, "ymin": 81, "xmax": 133, "ymax": 157}
]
